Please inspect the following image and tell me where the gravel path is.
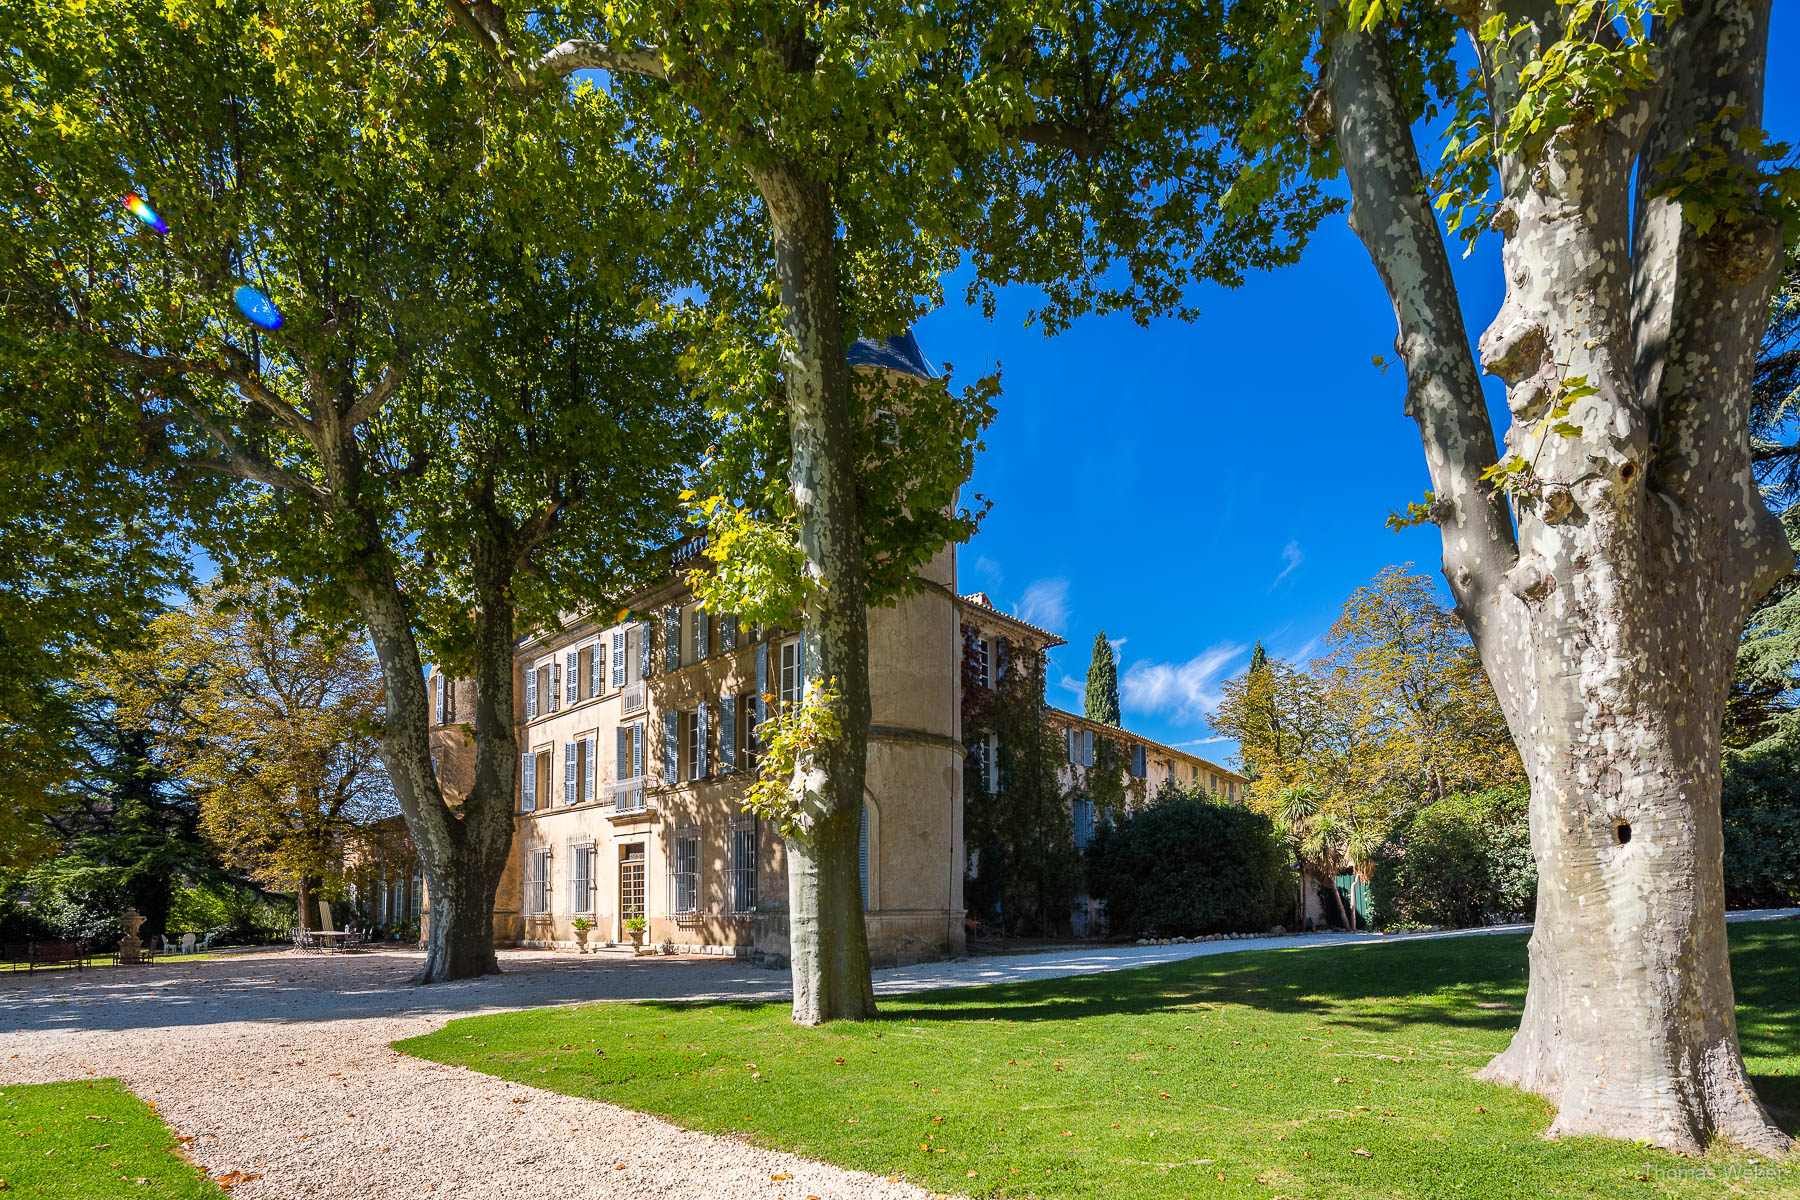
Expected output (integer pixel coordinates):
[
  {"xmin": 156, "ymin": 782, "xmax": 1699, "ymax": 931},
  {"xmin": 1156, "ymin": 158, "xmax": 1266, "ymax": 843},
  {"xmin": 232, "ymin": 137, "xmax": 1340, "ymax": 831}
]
[{"xmin": 5, "ymin": 909, "xmax": 1793, "ymax": 1199}]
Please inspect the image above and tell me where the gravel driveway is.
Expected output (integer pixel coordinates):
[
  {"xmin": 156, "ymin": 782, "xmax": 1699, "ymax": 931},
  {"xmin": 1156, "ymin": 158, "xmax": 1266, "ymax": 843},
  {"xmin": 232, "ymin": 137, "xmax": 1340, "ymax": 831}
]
[{"xmin": 5, "ymin": 910, "xmax": 1793, "ymax": 1199}]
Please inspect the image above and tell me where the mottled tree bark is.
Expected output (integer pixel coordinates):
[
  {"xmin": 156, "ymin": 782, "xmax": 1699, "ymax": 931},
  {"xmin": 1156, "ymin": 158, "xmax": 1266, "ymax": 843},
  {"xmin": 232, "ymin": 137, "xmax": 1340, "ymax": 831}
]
[
  {"xmin": 1322, "ymin": 1, "xmax": 1792, "ymax": 1154},
  {"xmin": 756, "ymin": 161, "xmax": 878, "ymax": 1025}
]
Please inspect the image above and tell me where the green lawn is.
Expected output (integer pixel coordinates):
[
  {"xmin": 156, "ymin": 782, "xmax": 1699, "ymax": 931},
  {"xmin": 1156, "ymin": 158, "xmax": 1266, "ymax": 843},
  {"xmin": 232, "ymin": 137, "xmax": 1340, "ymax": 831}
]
[
  {"xmin": 398, "ymin": 923, "xmax": 1800, "ymax": 1200},
  {"xmin": 0, "ymin": 1080, "xmax": 224, "ymax": 1198}
]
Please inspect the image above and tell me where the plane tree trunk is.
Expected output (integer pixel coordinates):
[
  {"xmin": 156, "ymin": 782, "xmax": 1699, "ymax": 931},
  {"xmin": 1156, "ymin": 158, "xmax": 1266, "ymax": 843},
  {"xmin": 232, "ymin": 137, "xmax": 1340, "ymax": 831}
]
[
  {"xmin": 756, "ymin": 160, "xmax": 878, "ymax": 1025},
  {"xmin": 1320, "ymin": 1, "xmax": 1793, "ymax": 1154}
]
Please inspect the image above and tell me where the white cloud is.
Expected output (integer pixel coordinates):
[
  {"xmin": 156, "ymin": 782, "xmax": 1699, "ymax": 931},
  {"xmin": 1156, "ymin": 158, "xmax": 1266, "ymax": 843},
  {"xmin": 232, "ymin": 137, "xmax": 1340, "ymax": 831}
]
[
  {"xmin": 973, "ymin": 555, "xmax": 1004, "ymax": 586},
  {"xmin": 1121, "ymin": 642, "xmax": 1247, "ymax": 725},
  {"xmin": 1270, "ymin": 540, "xmax": 1304, "ymax": 589},
  {"xmin": 1108, "ymin": 635, "xmax": 1127, "ymax": 654},
  {"xmin": 1170, "ymin": 736, "xmax": 1234, "ymax": 748},
  {"xmin": 1013, "ymin": 577, "xmax": 1071, "ymax": 634},
  {"xmin": 1056, "ymin": 673, "xmax": 1084, "ymax": 697}
]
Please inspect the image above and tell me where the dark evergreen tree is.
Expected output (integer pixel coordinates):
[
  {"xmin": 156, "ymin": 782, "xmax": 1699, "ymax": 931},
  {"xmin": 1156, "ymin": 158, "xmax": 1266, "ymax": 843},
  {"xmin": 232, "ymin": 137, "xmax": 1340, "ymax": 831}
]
[
  {"xmin": 1084, "ymin": 632, "xmax": 1121, "ymax": 727},
  {"xmin": 1249, "ymin": 639, "xmax": 1268, "ymax": 676}
]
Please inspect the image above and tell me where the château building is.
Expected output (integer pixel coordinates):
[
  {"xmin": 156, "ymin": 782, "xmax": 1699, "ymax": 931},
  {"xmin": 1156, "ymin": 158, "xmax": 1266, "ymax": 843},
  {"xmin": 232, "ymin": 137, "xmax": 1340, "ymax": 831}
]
[{"xmin": 427, "ymin": 335, "xmax": 1245, "ymax": 964}]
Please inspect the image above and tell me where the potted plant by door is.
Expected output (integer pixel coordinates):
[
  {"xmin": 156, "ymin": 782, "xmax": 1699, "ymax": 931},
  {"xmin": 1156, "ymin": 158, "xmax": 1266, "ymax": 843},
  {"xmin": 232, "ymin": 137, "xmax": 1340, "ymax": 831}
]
[
  {"xmin": 625, "ymin": 915, "xmax": 647, "ymax": 952},
  {"xmin": 570, "ymin": 918, "xmax": 593, "ymax": 954}
]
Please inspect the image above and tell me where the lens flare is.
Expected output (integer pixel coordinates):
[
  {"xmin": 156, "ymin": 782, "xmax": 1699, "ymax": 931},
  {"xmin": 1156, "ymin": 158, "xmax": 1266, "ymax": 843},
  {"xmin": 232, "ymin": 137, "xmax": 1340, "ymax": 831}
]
[
  {"xmin": 233, "ymin": 285, "xmax": 283, "ymax": 330},
  {"xmin": 122, "ymin": 192, "xmax": 168, "ymax": 235}
]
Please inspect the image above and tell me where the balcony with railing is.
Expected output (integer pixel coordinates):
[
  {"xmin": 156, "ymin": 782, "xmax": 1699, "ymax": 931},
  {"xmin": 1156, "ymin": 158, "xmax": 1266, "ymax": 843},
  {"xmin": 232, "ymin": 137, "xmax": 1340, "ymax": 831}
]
[
  {"xmin": 611, "ymin": 778, "xmax": 649, "ymax": 818},
  {"xmin": 621, "ymin": 680, "xmax": 646, "ymax": 717}
]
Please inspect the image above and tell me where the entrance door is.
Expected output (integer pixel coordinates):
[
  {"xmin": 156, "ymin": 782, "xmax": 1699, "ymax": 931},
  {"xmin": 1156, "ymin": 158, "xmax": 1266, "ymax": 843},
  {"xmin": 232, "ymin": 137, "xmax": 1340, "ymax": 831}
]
[{"xmin": 619, "ymin": 845, "xmax": 645, "ymax": 940}]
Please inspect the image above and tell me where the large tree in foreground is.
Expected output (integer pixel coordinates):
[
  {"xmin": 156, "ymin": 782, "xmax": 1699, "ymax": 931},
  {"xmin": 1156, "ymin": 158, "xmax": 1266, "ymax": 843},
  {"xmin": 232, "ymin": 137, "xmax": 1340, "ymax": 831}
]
[
  {"xmin": 0, "ymin": 0, "xmax": 703, "ymax": 980},
  {"xmin": 1228, "ymin": 0, "xmax": 1797, "ymax": 1152}
]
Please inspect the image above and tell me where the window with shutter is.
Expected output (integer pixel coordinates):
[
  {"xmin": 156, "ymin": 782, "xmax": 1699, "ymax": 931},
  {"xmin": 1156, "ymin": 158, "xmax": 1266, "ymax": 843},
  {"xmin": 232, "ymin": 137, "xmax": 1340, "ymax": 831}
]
[
  {"xmin": 566, "ymin": 651, "xmax": 579, "ymax": 703},
  {"xmin": 1083, "ymin": 729, "xmax": 1096, "ymax": 767},
  {"xmin": 578, "ymin": 646, "xmax": 593, "ymax": 701},
  {"xmin": 664, "ymin": 607, "xmax": 680, "ymax": 672},
  {"xmin": 663, "ymin": 710, "xmax": 678, "ymax": 784},
  {"xmin": 590, "ymin": 643, "xmax": 602, "ymax": 697},
  {"xmin": 719, "ymin": 694, "xmax": 736, "ymax": 773},
  {"xmin": 524, "ymin": 663, "xmax": 537, "ymax": 719},
  {"xmin": 632, "ymin": 722, "xmax": 644, "ymax": 778},
  {"xmin": 564, "ymin": 742, "xmax": 577, "ymax": 804},
  {"xmin": 521, "ymin": 752, "xmax": 536, "ymax": 812},
  {"xmin": 637, "ymin": 620, "xmax": 651, "ymax": 680},
  {"xmin": 612, "ymin": 629, "xmax": 627, "ymax": 689},
  {"xmin": 754, "ymin": 641, "xmax": 769, "ymax": 731},
  {"xmin": 721, "ymin": 614, "xmax": 738, "ymax": 652},
  {"xmin": 858, "ymin": 804, "xmax": 870, "ymax": 908},
  {"xmin": 696, "ymin": 606, "xmax": 709, "ymax": 659},
  {"xmin": 547, "ymin": 662, "xmax": 560, "ymax": 712},
  {"xmin": 779, "ymin": 639, "xmax": 802, "ymax": 711},
  {"xmin": 996, "ymin": 637, "xmax": 1011, "ymax": 682},
  {"xmin": 697, "ymin": 701, "xmax": 709, "ymax": 779},
  {"xmin": 617, "ymin": 726, "xmax": 630, "ymax": 781},
  {"xmin": 435, "ymin": 675, "xmax": 445, "ymax": 725},
  {"xmin": 975, "ymin": 638, "xmax": 990, "ymax": 689},
  {"xmin": 583, "ymin": 736, "xmax": 595, "ymax": 801},
  {"xmin": 1066, "ymin": 728, "xmax": 1078, "ymax": 764}
]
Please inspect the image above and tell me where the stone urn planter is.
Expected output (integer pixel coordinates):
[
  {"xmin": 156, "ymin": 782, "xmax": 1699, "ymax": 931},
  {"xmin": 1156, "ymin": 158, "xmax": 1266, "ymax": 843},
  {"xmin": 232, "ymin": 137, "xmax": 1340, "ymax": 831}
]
[
  {"xmin": 625, "ymin": 917, "xmax": 649, "ymax": 955},
  {"xmin": 571, "ymin": 919, "xmax": 592, "ymax": 954}
]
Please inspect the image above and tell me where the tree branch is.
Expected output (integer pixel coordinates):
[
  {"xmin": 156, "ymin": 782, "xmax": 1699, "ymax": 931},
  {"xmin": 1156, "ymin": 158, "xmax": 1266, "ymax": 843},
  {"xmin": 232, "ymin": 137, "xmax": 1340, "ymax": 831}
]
[
  {"xmin": 441, "ymin": 0, "xmax": 665, "ymax": 93},
  {"xmin": 345, "ymin": 361, "xmax": 406, "ymax": 430},
  {"xmin": 1319, "ymin": 15, "xmax": 1517, "ymax": 620}
]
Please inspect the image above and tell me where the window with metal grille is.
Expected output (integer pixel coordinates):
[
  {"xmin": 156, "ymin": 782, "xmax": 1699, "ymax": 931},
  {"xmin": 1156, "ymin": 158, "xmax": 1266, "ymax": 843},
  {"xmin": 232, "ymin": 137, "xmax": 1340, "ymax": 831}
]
[
  {"xmin": 729, "ymin": 821, "xmax": 757, "ymax": 913},
  {"xmin": 526, "ymin": 849, "xmax": 550, "ymax": 915},
  {"xmin": 671, "ymin": 833, "xmax": 699, "ymax": 914},
  {"xmin": 571, "ymin": 844, "xmax": 595, "ymax": 913},
  {"xmin": 975, "ymin": 637, "xmax": 990, "ymax": 688}
]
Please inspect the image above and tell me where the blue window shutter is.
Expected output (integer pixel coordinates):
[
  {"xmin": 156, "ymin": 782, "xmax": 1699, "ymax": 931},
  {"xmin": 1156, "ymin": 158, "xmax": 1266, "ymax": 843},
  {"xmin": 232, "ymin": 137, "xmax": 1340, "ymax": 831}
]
[
  {"xmin": 696, "ymin": 607, "xmax": 709, "ymax": 659},
  {"xmin": 617, "ymin": 726, "xmax": 629, "ymax": 781},
  {"xmin": 1083, "ymin": 730, "xmax": 1095, "ymax": 767},
  {"xmin": 435, "ymin": 676, "xmax": 445, "ymax": 725},
  {"xmin": 799, "ymin": 629, "xmax": 812, "ymax": 684},
  {"xmin": 549, "ymin": 660, "xmax": 561, "ymax": 712},
  {"xmin": 583, "ymin": 736, "xmax": 595, "ymax": 801},
  {"xmin": 590, "ymin": 645, "xmax": 601, "ymax": 697},
  {"xmin": 638, "ymin": 621, "xmax": 651, "ymax": 680},
  {"xmin": 521, "ymin": 752, "xmax": 536, "ymax": 812},
  {"xmin": 754, "ymin": 641, "xmax": 769, "ymax": 731},
  {"xmin": 859, "ymin": 804, "xmax": 870, "ymax": 908},
  {"xmin": 566, "ymin": 651, "xmax": 579, "ymax": 703},
  {"xmin": 697, "ymin": 701, "xmax": 710, "ymax": 778},
  {"xmin": 721, "ymin": 615, "xmax": 738, "ymax": 652},
  {"xmin": 524, "ymin": 664, "xmax": 537, "ymax": 719},
  {"xmin": 632, "ymin": 722, "xmax": 643, "ymax": 778},
  {"xmin": 611, "ymin": 630, "xmax": 626, "ymax": 688},
  {"xmin": 720, "ymin": 694, "xmax": 736, "ymax": 773},
  {"xmin": 564, "ymin": 742, "xmax": 577, "ymax": 804},
  {"xmin": 664, "ymin": 607, "xmax": 680, "ymax": 672},
  {"xmin": 663, "ymin": 710, "xmax": 678, "ymax": 784}
]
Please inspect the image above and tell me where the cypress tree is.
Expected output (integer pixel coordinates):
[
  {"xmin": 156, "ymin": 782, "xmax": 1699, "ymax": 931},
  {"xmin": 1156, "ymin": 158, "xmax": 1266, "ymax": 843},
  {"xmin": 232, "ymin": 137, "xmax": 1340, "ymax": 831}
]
[
  {"xmin": 1085, "ymin": 632, "xmax": 1121, "ymax": 726},
  {"xmin": 1250, "ymin": 639, "xmax": 1268, "ymax": 676}
]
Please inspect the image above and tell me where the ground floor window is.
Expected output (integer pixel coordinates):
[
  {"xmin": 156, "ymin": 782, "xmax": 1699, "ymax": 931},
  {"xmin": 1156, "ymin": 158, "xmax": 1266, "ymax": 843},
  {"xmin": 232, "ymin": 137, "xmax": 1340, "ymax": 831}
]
[
  {"xmin": 671, "ymin": 831, "xmax": 699, "ymax": 914},
  {"xmin": 729, "ymin": 820, "xmax": 757, "ymax": 913},
  {"xmin": 526, "ymin": 848, "xmax": 551, "ymax": 915},
  {"xmin": 409, "ymin": 875, "xmax": 421, "ymax": 918},
  {"xmin": 571, "ymin": 844, "xmax": 595, "ymax": 913}
]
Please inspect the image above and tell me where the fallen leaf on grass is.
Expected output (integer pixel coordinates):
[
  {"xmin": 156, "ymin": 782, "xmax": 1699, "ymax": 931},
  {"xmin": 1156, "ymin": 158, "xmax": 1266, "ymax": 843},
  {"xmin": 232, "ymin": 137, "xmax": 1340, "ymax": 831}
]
[{"xmin": 1352, "ymin": 1148, "xmax": 1373, "ymax": 1157}]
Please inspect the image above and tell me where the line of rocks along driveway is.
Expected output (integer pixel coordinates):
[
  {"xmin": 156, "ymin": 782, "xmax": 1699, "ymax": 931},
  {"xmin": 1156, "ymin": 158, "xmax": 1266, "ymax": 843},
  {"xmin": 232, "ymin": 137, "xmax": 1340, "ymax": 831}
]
[{"xmin": 3, "ymin": 909, "xmax": 1792, "ymax": 1200}]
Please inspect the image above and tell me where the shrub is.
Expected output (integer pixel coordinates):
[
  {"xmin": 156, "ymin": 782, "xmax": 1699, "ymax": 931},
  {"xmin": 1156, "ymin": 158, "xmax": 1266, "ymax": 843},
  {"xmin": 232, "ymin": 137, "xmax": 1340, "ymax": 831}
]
[
  {"xmin": 1371, "ymin": 788, "xmax": 1534, "ymax": 930},
  {"xmin": 1721, "ymin": 739, "xmax": 1800, "ymax": 908},
  {"xmin": 1084, "ymin": 787, "xmax": 1291, "ymax": 936}
]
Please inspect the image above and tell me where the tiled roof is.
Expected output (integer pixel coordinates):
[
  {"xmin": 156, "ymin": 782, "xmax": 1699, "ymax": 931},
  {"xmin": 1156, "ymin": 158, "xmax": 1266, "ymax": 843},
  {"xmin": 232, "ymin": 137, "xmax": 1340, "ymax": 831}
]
[
  {"xmin": 1048, "ymin": 706, "xmax": 1246, "ymax": 781},
  {"xmin": 956, "ymin": 592, "xmax": 1067, "ymax": 648}
]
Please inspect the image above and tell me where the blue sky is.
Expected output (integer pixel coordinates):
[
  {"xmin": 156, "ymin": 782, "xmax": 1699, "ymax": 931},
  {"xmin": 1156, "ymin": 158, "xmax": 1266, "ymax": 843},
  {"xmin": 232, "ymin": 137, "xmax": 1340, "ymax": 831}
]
[{"xmin": 915, "ymin": 22, "xmax": 1800, "ymax": 766}]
